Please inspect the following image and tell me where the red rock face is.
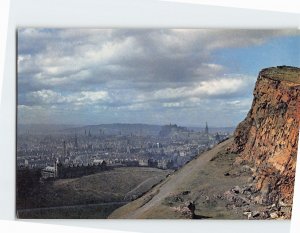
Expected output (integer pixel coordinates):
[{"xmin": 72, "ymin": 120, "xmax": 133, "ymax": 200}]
[{"xmin": 231, "ymin": 66, "xmax": 300, "ymax": 205}]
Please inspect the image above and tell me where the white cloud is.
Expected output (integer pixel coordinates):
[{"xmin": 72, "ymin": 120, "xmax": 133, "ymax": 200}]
[
  {"xmin": 27, "ymin": 89, "xmax": 66, "ymax": 104},
  {"xmin": 18, "ymin": 28, "xmax": 298, "ymax": 90},
  {"xmin": 17, "ymin": 28, "xmax": 299, "ymax": 125},
  {"xmin": 162, "ymin": 102, "xmax": 183, "ymax": 108},
  {"xmin": 26, "ymin": 90, "xmax": 109, "ymax": 106},
  {"xmin": 143, "ymin": 76, "xmax": 252, "ymax": 102},
  {"xmin": 192, "ymin": 78, "xmax": 245, "ymax": 96},
  {"xmin": 152, "ymin": 87, "xmax": 187, "ymax": 100},
  {"xmin": 77, "ymin": 91, "xmax": 109, "ymax": 103}
]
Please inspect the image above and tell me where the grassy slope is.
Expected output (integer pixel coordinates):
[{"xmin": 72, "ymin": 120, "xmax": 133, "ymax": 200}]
[
  {"xmin": 261, "ymin": 66, "xmax": 300, "ymax": 84},
  {"xmin": 51, "ymin": 167, "xmax": 171, "ymax": 205},
  {"xmin": 17, "ymin": 167, "xmax": 171, "ymax": 219},
  {"xmin": 109, "ymin": 138, "xmax": 254, "ymax": 219},
  {"xmin": 17, "ymin": 167, "xmax": 171, "ymax": 218}
]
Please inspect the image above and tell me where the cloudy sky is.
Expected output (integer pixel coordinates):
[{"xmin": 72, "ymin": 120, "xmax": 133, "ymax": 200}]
[{"xmin": 17, "ymin": 29, "xmax": 300, "ymax": 127}]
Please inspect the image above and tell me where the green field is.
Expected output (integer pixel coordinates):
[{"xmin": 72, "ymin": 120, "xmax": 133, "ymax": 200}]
[{"xmin": 17, "ymin": 167, "xmax": 171, "ymax": 218}]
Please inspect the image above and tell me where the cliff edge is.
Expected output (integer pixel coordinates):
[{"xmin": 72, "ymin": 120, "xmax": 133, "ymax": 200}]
[{"xmin": 231, "ymin": 66, "xmax": 300, "ymax": 206}]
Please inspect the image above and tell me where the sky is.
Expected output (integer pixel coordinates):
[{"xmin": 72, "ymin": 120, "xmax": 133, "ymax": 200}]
[{"xmin": 17, "ymin": 29, "xmax": 300, "ymax": 127}]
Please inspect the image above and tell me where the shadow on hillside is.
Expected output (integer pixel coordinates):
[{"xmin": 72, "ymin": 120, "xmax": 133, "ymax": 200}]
[{"xmin": 193, "ymin": 214, "xmax": 212, "ymax": 219}]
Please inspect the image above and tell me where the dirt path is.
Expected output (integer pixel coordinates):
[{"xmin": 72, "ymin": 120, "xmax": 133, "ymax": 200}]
[
  {"xmin": 122, "ymin": 138, "xmax": 233, "ymax": 218},
  {"xmin": 124, "ymin": 176, "xmax": 159, "ymax": 198}
]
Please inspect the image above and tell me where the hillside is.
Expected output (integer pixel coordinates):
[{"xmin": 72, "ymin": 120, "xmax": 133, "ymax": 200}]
[
  {"xmin": 109, "ymin": 66, "xmax": 300, "ymax": 219},
  {"xmin": 17, "ymin": 167, "xmax": 171, "ymax": 218},
  {"xmin": 109, "ymin": 139, "xmax": 257, "ymax": 219}
]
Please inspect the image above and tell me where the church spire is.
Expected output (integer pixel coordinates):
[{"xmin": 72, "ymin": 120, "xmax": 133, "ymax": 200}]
[{"xmin": 205, "ymin": 122, "xmax": 209, "ymax": 134}]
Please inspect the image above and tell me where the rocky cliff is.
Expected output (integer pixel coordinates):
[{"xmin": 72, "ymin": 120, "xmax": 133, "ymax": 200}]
[{"xmin": 231, "ymin": 66, "xmax": 300, "ymax": 207}]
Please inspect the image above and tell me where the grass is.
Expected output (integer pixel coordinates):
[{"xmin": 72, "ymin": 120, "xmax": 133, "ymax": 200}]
[
  {"xmin": 261, "ymin": 66, "xmax": 300, "ymax": 84},
  {"xmin": 52, "ymin": 167, "xmax": 170, "ymax": 203},
  {"xmin": 17, "ymin": 203, "xmax": 125, "ymax": 219},
  {"xmin": 17, "ymin": 167, "xmax": 171, "ymax": 218},
  {"xmin": 109, "ymin": 139, "xmax": 258, "ymax": 219}
]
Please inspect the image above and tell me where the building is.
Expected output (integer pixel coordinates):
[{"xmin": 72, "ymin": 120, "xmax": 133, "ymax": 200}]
[
  {"xmin": 93, "ymin": 159, "xmax": 104, "ymax": 165},
  {"xmin": 138, "ymin": 159, "xmax": 148, "ymax": 166},
  {"xmin": 54, "ymin": 158, "xmax": 63, "ymax": 177},
  {"xmin": 63, "ymin": 140, "xmax": 66, "ymax": 157},
  {"xmin": 41, "ymin": 158, "xmax": 62, "ymax": 179},
  {"xmin": 205, "ymin": 122, "xmax": 209, "ymax": 134},
  {"xmin": 41, "ymin": 166, "xmax": 56, "ymax": 179},
  {"xmin": 41, "ymin": 157, "xmax": 109, "ymax": 180},
  {"xmin": 74, "ymin": 133, "xmax": 78, "ymax": 149}
]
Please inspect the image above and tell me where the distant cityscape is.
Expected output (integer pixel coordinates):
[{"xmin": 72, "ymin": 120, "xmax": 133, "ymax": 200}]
[{"xmin": 17, "ymin": 123, "xmax": 232, "ymax": 179}]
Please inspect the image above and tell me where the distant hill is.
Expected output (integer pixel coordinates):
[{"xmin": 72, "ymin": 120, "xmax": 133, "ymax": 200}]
[
  {"xmin": 17, "ymin": 124, "xmax": 81, "ymax": 135},
  {"xmin": 62, "ymin": 123, "xmax": 162, "ymax": 136},
  {"xmin": 17, "ymin": 123, "xmax": 235, "ymax": 136}
]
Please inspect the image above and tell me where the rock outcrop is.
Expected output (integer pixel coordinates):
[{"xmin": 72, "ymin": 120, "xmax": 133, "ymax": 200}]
[{"xmin": 231, "ymin": 66, "xmax": 300, "ymax": 207}]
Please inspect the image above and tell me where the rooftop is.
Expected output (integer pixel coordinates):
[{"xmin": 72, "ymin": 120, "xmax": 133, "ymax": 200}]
[{"xmin": 43, "ymin": 166, "xmax": 55, "ymax": 172}]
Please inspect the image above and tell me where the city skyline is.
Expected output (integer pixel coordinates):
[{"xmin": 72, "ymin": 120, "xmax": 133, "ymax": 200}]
[{"xmin": 17, "ymin": 29, "xmax": 300, "ymax": 127}]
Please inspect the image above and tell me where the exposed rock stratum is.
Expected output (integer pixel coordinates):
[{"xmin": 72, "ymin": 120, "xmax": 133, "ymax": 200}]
[{"xmin": 231, "ymin": 66, "xmax": 300, "ymax": 206}]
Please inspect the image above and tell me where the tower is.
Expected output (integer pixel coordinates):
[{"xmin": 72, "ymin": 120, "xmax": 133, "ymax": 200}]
[
  {"xmin": 215, "ymin": 132, "xmax": 221, "ymax": 142},
  {"xmin": 63, "ymin": 140, "xmax": 66, "ymax": 157},
  {"xmin": 205, "ymin": 122, "xmax": 209, "ymax": 134},
  {"xmin": 127, "ymin": 145, "xmax": 131, "ymax": 154},
  {"xmin": 74, "ymin": 133, "xmax": 78, "ymax": 149},
  {"xmin": 54, "ymin": 158, "xmax": 62, "ymax": 178}
]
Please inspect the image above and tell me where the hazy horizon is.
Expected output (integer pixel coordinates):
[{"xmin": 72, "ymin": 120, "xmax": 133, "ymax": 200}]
[
  {"xmin": 17, "ymin": 122, "xmax": 237, "ymax": 129},
  {"xmin": 17, "ymin": 29, "xmax": 300, "ymax": 127}
]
